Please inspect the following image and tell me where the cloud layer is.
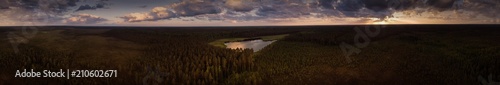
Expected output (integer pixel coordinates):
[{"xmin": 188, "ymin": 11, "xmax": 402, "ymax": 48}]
[
  {"xmin": 75, "ymin": 3, "xmax": 107, "ymax": 12},
  {"xmin": 64, "ymin": 14, "xmax": 108, "ymax": 24},
  {"xmin": 0, "ymin": 0, "xmax": 108, "ymax": 24},
  {"xmin": 120, "ymin": 0, "xmax": 221, "ymax": 22},
  {"xmin": 118, "ymin": 0, "xmax": 500, "ymax": 23},
  {"xmin": 0, "ymin": 0, "xmax": 499, "ymax": 25}
]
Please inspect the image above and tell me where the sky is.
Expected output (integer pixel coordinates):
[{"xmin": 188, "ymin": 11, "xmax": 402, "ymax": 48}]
[{"xmin": 0, "ymin": 0, "xmax": 499, "ymax": 26}]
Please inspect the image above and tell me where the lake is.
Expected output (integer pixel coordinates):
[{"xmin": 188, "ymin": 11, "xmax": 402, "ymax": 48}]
[{"xmin": 224, "ymin": 39, "xmax": 276, "ymax": 52}]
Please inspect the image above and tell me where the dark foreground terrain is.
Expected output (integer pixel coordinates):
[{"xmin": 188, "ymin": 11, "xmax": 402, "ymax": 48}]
[{"xmin": 0, "ymin": 25, "xmax": 499, "ymax": 85}]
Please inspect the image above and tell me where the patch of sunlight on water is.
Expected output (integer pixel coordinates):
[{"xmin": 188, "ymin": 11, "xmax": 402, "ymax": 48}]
[{"xmin": 224, "ymin": 40, "xmax": 276, "ymax": 52}]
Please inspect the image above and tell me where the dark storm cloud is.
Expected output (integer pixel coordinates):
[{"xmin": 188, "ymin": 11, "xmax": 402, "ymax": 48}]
[
  {"xmin": 363, "ymin": 0, "xmax": 390, "ymax": 11},
  {"xmin": 75, "ymin": 3, "xmax": 107, "ymax": 12},
  {"xmin": 459, "ymin": 0, "xmax": 500, "ymax": 18},
  {"xmin": 0, "ymin": 0, "xmax": 109, "ymax": 24},
  {"xmin": 1, "ymin": 0, "xmax": 81, "ymax": 13},
  {"xmin": 170, "ymin": 1, "xmax": 220, "ymax": 16},
  {"xmin": 120, "ymin": 0, "xmax": 222, "ymax": 22},
  {"xmin": 118, "ymin": 0, "xmax": 500, "ymax": 22},
  {"xmin": 334, "ymin": 0, "xmax": 364, "ymax": 11},
  {"xmin": 427, "ymin": 0, "xmax": 456, "ymax": 10},
  {"xmin": 0, "ymin": 6, "xmax": 8, "ymax": 9},
  {"xmin": 294, "ymin": 0, "xmax": 497, "ymax": 19},
  {"xmin": 0, "ymin": 0, "xmax": 9, "ymax": 9},
  {"xmin": 388, "ymin": 0, "xmax": 422, "ymax": 10},
  {"xmin": 319, "ymin": 0, "xmax": 334, "ymax": 9}
]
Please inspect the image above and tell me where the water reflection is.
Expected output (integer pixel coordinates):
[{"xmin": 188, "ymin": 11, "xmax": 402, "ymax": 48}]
[{"xmin": 224, "ymin": 40, "xmax": 276, "ymax": 52}]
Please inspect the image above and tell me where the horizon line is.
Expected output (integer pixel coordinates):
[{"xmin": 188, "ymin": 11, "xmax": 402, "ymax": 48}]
[{"xmin": 0, "ymin": 24, "xmax": 499, "ymax": 28}]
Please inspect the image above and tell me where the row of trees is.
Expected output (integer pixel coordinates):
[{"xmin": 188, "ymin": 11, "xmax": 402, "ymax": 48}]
[
  {"xmin": 1, "ymin": 27, "xmax": 288, "ymax": 84},
  {"xmin": 104, "ymin": 29, "xmax": 268, "ymax": 84}
]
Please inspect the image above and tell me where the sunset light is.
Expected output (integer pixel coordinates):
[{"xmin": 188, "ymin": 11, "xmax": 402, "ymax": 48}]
[{"xmin": 1, "ymin": 0, "xmax": 499, "ymax": 84}]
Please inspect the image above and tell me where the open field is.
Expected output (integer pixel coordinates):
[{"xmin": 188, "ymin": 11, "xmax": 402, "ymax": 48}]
[{"xmin": 0, "ymin": 25, "xmax": 499, "ymax": 85}]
